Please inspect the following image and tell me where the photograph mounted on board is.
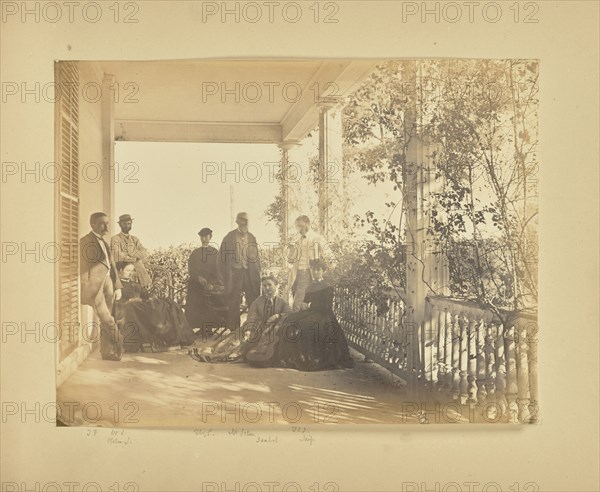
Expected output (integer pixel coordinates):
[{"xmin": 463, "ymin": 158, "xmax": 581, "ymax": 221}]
[{"xmin": 53, "ymin": 58, "xmax": 539, "ymax": 427}]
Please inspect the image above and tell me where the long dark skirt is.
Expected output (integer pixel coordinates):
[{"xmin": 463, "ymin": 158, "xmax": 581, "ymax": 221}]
[
  {"xmin": 271, "ymin": 309, "xmax": 354, "ymax": 371},
  {"xmin": 117, "ymin": 298, "xmax": 195, "ymax": 352}
]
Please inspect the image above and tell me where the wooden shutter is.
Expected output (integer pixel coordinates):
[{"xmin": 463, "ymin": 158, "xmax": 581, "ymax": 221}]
[{"xmin": 56, "ymin": 61, "xmax": 80, "ymax": 361}]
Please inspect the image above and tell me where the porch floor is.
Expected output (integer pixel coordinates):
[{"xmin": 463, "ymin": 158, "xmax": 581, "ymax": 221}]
[{"xmin": 56, "ymin": 346, "xmax": 441, "ymax": 427}]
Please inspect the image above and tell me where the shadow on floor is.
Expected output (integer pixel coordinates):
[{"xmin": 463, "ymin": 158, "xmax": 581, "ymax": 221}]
[{"xmin": 57, "ymin": 347, "xmax": 432, "ymax": 427}]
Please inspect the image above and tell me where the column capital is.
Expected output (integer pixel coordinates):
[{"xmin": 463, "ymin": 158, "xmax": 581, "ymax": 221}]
[
  {"xmin": 277, "ymin": 140, "xmax": 301, "ymax": 152},
  {"xmin": 316, "ymin": 97, "xmax": 343, "ymax": 112}
]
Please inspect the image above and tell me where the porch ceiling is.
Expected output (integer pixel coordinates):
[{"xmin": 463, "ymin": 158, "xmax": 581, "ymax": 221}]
[{"xmin": 96, "ymin": 59, "xmax": 379, "ymax": 144}]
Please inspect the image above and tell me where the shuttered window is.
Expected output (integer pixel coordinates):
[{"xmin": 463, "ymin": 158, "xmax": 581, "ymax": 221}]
[{"xmin": 56, "ymin": 61, "xmax": 80, "ymax": 361}]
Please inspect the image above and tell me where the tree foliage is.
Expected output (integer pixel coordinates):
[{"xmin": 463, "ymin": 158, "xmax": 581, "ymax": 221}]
[{"xmin": 342, "ymin": 60, "xmax": 538, "ymax": 312}]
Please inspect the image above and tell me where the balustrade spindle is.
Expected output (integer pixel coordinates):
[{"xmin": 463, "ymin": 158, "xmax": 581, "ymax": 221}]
[
  {"xmin": 467, "ymin": 317, "xmax": 478, "ymax": 404},
  {"xmin": 390, "ymin": 301, "xmax": 400, "ymax": 367},
  {"xmin": 527, "ymin": 320, "xmax": 539, "ymax": 423},
  {"xmin": 451, "ymin": 313, "xmax": 461, "ymax": 400},
  {"xmin": 485, "ymin": 324, "xmax": 497, "ymax": 409},
  {"xmin": 444, "ymin": 310, "xmax": 454, "ymax": 394},
  {"xmin": 430, "ymin": 305, "xmax": 439, "ymax": 386},
  {"xmin": 459, "ymin": 314, "xmax": 469, "ymax": 404},
  {"xmin": 420, "ymin": 313, "xmax": 425, "ymax": 383},
  {"xmin": 377, "ymin": 311, "xmax": 386, "ymax": 362},
  {"xmin": 476, "ymin": 319, "xmax": 488, "ymax": 405},
  {"xmin": 406, "ymin": 309, "xmax": 415, "ymax": 389},
  {"xmin": 505, "ymin": 324, "xmax": 519, "ymax": 423},
  {"xmin": 495, "ymin": 323, "xmax": 507, "ymax": 419},
  {"xmin": 396, "ymin": 302, "xmax": 404, "ymax": 368},
  {"xmin": 422, "ymin": 305, "xmax": 434, "ymax": 389},
  {"xmin": 436, "ymin": 307, "xmax": 446, "ymax": 392},
  {"xmin": 516, "ymin": 321, "xmax": 531, "ymax": 423},
  {"xmin": 369, "ymin": 301, "xmax": 376, "ymax": 354}
]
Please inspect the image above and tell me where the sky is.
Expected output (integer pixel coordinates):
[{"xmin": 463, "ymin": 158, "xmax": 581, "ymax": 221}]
[
  {"xmin": 114, "ymin": 141, "xmax": 282, "ymax": 250},
  {"xmin": 114, "ymin": 140, "xmax": 402, "ymax": 252}
]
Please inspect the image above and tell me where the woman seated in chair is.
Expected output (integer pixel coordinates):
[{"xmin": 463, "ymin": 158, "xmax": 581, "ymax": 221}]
[
  {"xmin": 115, "ymin": 261, "xmax": 195, "ymax": 352},
  {"xmin": 190, "ymin": 275, "xmax": 290, "ymax": 363},
  {"xmin": 247, "ymin": 259, "xmax": 354, "ymax": 371}
]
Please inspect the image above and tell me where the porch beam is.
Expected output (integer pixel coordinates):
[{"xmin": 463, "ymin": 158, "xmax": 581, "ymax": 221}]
[{"xmin": 115, "ymin": 120, "xmax": 283, "ymax": 144}]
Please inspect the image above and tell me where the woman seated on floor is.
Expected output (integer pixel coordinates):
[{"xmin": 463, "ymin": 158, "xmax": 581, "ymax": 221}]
[
  {"xmin": 189, "ymin": 275, "xmax": 291, "ymax": 363},
  {"xmin": 247, "ymin": 259, "xmax": 354, "ymax": 371},
  {"xmin": 115, "ymin": 261, "xmax": 196, "ymax": 352}
]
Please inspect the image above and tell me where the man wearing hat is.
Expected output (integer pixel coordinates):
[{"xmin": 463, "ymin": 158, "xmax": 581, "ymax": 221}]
[
  {"xmin": 219, "ymin": 212, "xmax": 261, "ymax": 331},
  {"xmin": 110, "ymin": 214, "xmax": 151, "ymax": 288},
  {"xmin": 186, "ymin": 227, "xmax": 224, "ymax": 333}
]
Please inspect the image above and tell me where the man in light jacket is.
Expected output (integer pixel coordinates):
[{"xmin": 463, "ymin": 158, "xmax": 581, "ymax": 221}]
[
  {"xmin": 110, "ymin": 214, "xmax": 151, "ymax": 288},
  {"xmin": 286, "ymin": 215, "xmax": 329, "ymax": 311}
]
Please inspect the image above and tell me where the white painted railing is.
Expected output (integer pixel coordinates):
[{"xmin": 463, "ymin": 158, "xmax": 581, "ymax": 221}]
[{"xmin": 334, "ymin": 288, "xmax": 539, "ymax": 423}]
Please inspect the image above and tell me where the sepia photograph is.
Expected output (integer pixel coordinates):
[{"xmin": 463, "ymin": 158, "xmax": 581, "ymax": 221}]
[
  {"xmin": 2, "ymin": 1, "xmax": 598, "ymax": 491},
  {"xmin": 53, "ymin": 58, "xmax": 539, "ymax": 427}
]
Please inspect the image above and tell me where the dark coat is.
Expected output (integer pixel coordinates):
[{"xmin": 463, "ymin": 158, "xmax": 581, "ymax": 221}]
[
  {"xmin": 218, "ymin": 229, "xmax": 261, "ymax": 297},
  {"xmin": 187, "ymin": 245, "xmax": 223, "ymax": 292}
]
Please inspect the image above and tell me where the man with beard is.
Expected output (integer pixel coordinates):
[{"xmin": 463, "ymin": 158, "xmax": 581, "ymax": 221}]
[
  {"xmin": 110, "ymin": 214, "xmax": 151, "ymax": 289},
  {"xmin": 219, "ymin": 212, "xmax": 261, "ymax": 331}
]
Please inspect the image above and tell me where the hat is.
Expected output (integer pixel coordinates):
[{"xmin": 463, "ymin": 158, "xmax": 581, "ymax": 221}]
[
  {"xmin": 118, "ymin": 214, "xmax": 133, "ymax": 222},
  {"xmin": 198, "ymin": 227, "xmax": 213, "ymax": 236},
  {"xmin": 235, "ymin": 212, "xmax": 248, "ymax": 224}
]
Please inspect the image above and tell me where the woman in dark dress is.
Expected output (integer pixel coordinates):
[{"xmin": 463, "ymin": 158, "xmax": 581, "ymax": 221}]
[
  {"xmin": 115, "ymin": 262, "xmax": 195, "ymax": 351},
  {"xmin": 255, "ymin": 259, "xmax": 354, "ymax": 371}
]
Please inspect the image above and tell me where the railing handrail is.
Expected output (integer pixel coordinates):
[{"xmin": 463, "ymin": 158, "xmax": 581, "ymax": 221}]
[{"xmin": 426, "ymin": 295, "xmax": 538, "ymax": 324}]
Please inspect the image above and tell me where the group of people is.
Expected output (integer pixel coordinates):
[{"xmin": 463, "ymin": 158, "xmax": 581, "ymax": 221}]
[{"xmin": 79, "ymin": 210, "xmax": 354, "ymax": 371}]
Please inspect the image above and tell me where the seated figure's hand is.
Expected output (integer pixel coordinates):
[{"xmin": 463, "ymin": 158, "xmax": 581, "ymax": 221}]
[
  {"xmin": 114, "ymin": 289, "xmax": 122, "ymax": 301},
  {"xmin": 266, "ymin": 314, "xmax": 279, "ymax": 323},
  {"xmin": 300, "ymin": 302, "xmax": 310, "ymax": 311}
]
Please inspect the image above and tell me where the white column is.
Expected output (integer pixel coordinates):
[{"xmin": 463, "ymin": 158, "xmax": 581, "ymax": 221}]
[
  {"xmin": 101, "ymin": 74, "xmax": 116, "ymax": 219},
  {"xmin": 277, "ymin": 140, "xmax": 300, "ymax": 245},
  {"xmin": 317, "ymin": 98, "xmax": 344, "ymax": 238},
  {"xmin": 402, "ymin": 61, "xmax": 450, "ymax": 391}
]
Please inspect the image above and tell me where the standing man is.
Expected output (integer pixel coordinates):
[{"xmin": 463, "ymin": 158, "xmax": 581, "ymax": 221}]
[
  {"xmin": 219, "ymin": 212, "xmax": 261, "ymax": 331},
  {"xmin": 111, "ymin": 214, "xmax": 151, "ymax": 289},
  {"xmin": 80, "ymin": 212, "xmax": 123, "ymax": 361},
  {"xmin": 287, "ymin": 215, "xmax": 328, "ymax": 311},
  {"xmin": 186, "ymin": 227, "xmax": 224, "ymax": 334}
]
